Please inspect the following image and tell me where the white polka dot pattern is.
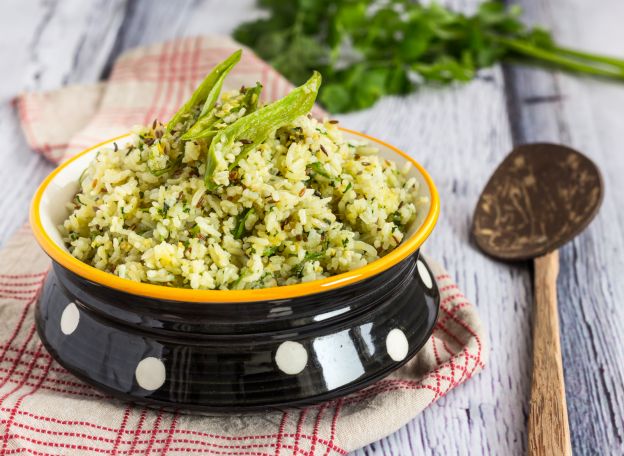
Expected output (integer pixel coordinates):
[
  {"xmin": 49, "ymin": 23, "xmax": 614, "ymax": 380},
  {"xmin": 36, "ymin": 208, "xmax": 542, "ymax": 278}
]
[
  {"xmin": 417, "ymin": 259, "xmax": 433, "ymax": 289},
  {"xmin": 60, "ymin": 302, "xmax": 80, "ymax": 335},
  {"xmin": 135, "ymin": 357, "xmax": 166, "ymax": 391},
  {"xmin": 386, "ymin": 328, "xmax": 409, "ymax": 361},
  {"xmin": 275, "ymin": 341, "xmax": 308, "ymax": 375}
]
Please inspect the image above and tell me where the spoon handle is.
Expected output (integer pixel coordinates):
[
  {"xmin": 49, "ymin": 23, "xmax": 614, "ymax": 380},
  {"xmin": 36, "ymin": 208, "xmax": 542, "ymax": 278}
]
[{"xmin": 528, "ymin": 250, "xmax": 572, "ymax": 456}]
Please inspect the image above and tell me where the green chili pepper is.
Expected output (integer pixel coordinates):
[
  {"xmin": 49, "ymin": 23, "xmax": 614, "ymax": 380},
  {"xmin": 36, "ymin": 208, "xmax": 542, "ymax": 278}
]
[
  {"xmin": 233, "ymin": 207, "xmax": 255, "ymax": 239},
  {"xmin": 204, "ymin": 72, "xmax": 321, "ymax": 189},
  {"xmin": 167, "ymin": 50, "xmax": 242, "ymax": 133},
  {"xmin": 182, "ymin": 83, "xmax": 263, "ymax": 141},
  {"xmin": 181, "ymin": 115, "xmax": 218, "ymax": 141}
]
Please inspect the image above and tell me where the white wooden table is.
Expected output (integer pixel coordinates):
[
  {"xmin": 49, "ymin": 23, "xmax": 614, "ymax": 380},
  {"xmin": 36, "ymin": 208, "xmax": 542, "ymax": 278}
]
[{"xmin": 1, "ymin": 1, "xmax": 623, "ymax": 454}]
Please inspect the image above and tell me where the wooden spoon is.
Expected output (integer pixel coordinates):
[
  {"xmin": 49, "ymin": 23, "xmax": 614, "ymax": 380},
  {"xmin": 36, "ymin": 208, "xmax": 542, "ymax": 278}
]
[{"xmin": 471, "ymin": 143, "xmax": 603, "ymax": 456}]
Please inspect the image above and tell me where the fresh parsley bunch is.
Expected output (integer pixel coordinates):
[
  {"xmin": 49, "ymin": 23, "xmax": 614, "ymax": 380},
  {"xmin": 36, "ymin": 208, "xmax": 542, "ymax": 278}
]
[{"xmin": 234, "ymin": 0, "xmax": 624, "ymax": 113}]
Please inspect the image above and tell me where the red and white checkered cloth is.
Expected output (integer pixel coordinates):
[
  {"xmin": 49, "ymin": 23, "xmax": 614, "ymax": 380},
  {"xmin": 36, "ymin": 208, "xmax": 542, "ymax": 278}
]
[{"xmin": 5, "ymin": 36, "xmax": 487, "ymax": 455}]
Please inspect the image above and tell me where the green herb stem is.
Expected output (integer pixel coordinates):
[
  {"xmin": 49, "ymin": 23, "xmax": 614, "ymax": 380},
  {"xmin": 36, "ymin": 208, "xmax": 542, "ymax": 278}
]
[
  {"xmin": 497, "ymin": 37, "xmax": 624, "ymax": 80},
  {"xmin": 552, "ymin": 46, "xmax": 624, "ymax": 70}
]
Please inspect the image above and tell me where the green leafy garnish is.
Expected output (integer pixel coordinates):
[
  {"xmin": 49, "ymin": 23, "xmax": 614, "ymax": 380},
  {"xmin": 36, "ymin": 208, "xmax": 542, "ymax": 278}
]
[
  {"xmin": 234, "ymin": 1, "xmax": 624, "ymax": 113},
  {"xmin": 204, "ymin": 72, "xmax": 321, "ymax": 189},
  {"xmin": 167, "ymin": 50, "xmax": 242, "ymax": 132},
  {"xmin": 233, "ymin": 207, "xmax": 255, "ymax": 239}
]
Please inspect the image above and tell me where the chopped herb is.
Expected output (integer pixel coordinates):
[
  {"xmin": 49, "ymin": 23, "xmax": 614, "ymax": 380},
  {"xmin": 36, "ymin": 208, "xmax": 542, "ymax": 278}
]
[
  {"xmin": 69, "ymin": 232, "xmax": 79, "ymax": 241},
  {"xmin": 262, "ymin": 246, "xmax": 279, "ymax": 257},
  {"xmin": 392, "ymin": 211, "xmax": 403, "ymax": 229},
  {"xmin": 231, "ymin": 275, "xmax": 244, "ymax": 288},
  {"xmin": 159, "ymin": 202, "xmax": 170, "ymax": 217},
  {"xmin": 252, "ymin": 271, "xmax": 273, "ymax": 288},
  {"xmin": 74, "ymin": 194, "xmax": 84, "ymax": 205},
  {"xmin": 344, "ymin": 182, "xmax": 352, "ymax": 192},
  {"xmin": 292, "ymin": 251, "xmax": 325, "ymax": 278},
  {"xmin": 233, "ymin": 207, "xmax": 255, "ymax": 239},
  {"xmin": 308, "ymin": 162, "xmax": 332, "ymax": 179}
]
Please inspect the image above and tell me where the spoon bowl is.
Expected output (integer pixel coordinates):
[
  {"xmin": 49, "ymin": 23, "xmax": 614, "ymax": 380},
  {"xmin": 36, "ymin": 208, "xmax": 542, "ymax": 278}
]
[{"xmin": 472, "ymin": 143, "xmax": 603, "ymax": 260}]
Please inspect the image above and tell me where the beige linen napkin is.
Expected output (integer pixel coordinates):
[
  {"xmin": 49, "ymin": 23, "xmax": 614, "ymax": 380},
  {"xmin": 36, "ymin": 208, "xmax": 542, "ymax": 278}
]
[{"xmin": 4, "ymin": 35, "xmax": 487, "ymax": 455}]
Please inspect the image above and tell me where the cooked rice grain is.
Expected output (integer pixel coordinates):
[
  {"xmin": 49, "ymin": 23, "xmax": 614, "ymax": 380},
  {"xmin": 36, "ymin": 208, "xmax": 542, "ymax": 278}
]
[{"xmin": 61, "ymin": 113, "xmax": 425, "ymax": 290}]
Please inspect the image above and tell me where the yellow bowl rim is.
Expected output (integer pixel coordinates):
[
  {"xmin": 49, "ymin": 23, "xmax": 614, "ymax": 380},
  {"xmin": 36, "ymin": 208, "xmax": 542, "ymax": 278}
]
[{"xmin": 30, "ymin": 128, "xmax": 440, "ymax": 303}]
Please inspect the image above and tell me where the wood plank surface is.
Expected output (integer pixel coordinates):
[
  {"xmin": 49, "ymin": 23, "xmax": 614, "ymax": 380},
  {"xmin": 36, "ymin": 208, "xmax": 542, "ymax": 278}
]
[
  {"xmin": 0, "ymin": 0, "xmax": 622, "ymax": 454},
  {"xmin": 505, "ymin": 1, "xmax": 624, "ymax": 454}
]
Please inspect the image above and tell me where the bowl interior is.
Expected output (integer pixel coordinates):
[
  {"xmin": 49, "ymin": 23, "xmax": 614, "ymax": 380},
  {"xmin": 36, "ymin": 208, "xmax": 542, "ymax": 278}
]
[{"xmin": 39, "ymin": 131, "xmax": 433, "ymax": 254}]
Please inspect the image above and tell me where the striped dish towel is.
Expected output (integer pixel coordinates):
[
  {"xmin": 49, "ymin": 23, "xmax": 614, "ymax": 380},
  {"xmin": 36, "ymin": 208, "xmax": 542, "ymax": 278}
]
[{"xmin": 5, "ymin": 35, "xmax": 487, "ymax": 455}]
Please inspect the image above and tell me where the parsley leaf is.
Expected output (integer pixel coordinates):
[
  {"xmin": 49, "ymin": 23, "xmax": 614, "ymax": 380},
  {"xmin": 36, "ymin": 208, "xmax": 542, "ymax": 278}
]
[{"xmin": 234, "ymin": 0, "xmax": 624, "ymax": 113}]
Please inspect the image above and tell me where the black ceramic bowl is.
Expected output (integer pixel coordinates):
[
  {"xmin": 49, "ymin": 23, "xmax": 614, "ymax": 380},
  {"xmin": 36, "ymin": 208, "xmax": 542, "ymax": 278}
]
[{"xmin": 30, "ymin": 129, "xmax": 440, "ymax": 412}]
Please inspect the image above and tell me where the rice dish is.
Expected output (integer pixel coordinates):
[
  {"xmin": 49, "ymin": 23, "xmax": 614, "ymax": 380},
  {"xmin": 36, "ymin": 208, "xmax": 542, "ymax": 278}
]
[{"xmin": 60, "ymin": 51, "xmax": 426, "ymax": 290}]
